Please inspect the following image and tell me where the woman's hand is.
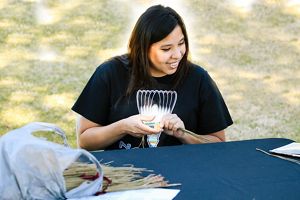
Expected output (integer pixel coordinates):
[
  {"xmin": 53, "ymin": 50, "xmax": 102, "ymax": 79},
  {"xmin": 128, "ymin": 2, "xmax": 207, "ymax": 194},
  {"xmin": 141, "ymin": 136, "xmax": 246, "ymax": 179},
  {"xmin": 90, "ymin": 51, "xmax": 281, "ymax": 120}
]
[
  {"xmin": 160, "ymin": 114, "xmax": 225, "ymax": 144},
  {"xmin": 122, "ymin": 114, "xmax": 160, "ymax": 138},
  {"xmin": 160, "ymin": 113, "xmax": 185, "ymax": 138}
]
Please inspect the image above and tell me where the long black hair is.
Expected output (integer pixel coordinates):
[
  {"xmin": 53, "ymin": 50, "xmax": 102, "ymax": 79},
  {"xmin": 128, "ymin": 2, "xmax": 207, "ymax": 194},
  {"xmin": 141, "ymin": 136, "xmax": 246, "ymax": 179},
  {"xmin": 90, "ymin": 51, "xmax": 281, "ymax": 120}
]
[{"xmin": 126, "ymin": 5, "xmax": 190, "ymax": 96}]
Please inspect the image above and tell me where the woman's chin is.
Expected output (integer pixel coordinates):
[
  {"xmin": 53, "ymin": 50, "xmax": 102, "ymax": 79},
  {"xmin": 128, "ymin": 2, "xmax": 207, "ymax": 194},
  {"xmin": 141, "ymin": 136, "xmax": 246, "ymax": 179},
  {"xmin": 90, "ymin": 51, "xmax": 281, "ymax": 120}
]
[{"xmin": 167, "ymin": 67, "xmax": 178, "ymax": 74}]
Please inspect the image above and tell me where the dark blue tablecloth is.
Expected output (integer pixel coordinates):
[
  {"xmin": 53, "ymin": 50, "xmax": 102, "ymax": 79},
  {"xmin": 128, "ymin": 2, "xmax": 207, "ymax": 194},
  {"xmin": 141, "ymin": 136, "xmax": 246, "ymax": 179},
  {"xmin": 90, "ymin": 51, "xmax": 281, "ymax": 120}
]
[{"xmin": 92, "ymin": 138, "xmax": 300, "ymax": 200}]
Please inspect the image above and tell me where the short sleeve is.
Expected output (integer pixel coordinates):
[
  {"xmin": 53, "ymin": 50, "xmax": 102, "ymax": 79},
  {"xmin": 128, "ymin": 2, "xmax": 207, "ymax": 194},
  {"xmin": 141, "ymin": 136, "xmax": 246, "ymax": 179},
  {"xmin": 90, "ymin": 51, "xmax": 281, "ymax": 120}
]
[
  {"xmin": 72, "ymin": 65, "xmax": 111, "ymax": 125},
  {"xmin": 197, "ymin": 71, "xmax": 233, "ymax": 134}
]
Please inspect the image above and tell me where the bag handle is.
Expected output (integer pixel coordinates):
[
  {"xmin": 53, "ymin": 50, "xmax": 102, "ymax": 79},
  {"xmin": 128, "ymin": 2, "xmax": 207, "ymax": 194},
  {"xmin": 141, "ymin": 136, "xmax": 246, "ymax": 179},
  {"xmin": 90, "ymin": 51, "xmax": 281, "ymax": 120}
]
[{"xmin": 23, "ymin": 122, "xmax": 69, "ymax": 147}]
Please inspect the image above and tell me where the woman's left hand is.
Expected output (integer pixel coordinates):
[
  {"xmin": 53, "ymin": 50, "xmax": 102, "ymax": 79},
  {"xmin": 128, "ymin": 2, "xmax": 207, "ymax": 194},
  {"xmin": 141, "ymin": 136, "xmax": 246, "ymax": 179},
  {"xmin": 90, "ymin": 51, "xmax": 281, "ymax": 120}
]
[{"xmin": 160, "ymin": 113, "xmax": 185, "ymax": 138}]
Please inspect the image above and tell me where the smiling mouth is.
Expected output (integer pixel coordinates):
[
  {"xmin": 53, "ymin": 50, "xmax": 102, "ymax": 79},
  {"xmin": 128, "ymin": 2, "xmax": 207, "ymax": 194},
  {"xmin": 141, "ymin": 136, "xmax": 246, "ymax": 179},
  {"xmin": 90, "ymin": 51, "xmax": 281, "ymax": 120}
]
[{"xmin": 168, "ymin": 61, "xmax": 179, "ymax": 68}]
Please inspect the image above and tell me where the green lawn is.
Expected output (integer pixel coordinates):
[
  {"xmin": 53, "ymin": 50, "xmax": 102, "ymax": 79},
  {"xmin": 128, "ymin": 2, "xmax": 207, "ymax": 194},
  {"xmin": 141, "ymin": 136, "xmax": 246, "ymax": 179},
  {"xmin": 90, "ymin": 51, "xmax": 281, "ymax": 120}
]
[{"xmin": 0, "ymin": 0, "xmax": 299, "ymax": 147}]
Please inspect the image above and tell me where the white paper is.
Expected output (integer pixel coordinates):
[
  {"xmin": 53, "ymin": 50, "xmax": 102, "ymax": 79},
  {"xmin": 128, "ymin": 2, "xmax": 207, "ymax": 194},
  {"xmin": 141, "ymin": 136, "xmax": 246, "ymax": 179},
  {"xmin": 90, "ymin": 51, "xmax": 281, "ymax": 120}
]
[
  {"xmin": 270, "ymin": 142, "xmax": 300, "ymax": 157},
  {"xmin": 68, "ymin": 188, "xmax": 180, "ymax": 200}
]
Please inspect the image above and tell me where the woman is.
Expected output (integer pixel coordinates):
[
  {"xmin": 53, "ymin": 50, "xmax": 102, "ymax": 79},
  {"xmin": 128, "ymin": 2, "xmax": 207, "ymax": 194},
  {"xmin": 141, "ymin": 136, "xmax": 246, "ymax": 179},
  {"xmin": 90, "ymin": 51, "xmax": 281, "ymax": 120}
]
[{"xmin": 72, "ymin": 5, "xmax": 233, "ymax": 150}]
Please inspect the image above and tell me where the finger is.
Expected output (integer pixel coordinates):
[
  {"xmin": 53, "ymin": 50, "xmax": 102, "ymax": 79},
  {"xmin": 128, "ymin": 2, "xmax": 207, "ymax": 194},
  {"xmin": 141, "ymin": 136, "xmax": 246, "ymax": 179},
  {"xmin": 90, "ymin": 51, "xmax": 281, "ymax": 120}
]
[
  {"xmin": 132, "ymin": 133, "xmax": 143, "ymax": 138},
  {"xmin": 163, "ymin": 129, "xmax": 173, "ymax": 136},
  {"xmin": 135, "ymin": 133, "xmax": 143, "ymax": 137},
  {"xmin": 127, "ymin": 131, "xmax": 142, "ymax": 138},
  {"xmin": 172, "ymin": 122, "xmax": 179, "ymax": 132},
  {"xmin": 140, "ymin": 114, "xmax": 155, "ymax": 121},
  {"xmin": 167, "ymin": 117, "xmax": 178, "ymax": 130},
  {"xmin": 173, "ymin": 129, "xmax": 185, "ymax": 138},
  {"xmin": 164, "ymin": 115, "xmax": 175, "ymax": 128},
  {"xmin": 163, "ymin": 120, "xmax": 170, "ymax": 130},
  {"xmin": 139, "ymin": 122, "xmax": 161, "ymax": 134}
]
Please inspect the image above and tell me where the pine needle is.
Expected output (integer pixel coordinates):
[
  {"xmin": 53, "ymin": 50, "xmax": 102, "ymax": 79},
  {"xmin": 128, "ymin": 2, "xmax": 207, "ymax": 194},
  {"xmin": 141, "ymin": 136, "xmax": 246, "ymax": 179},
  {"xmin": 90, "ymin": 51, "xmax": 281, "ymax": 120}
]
[
  {"xmin": 179, "ymin": 128, "xmax": 213, "ymax": 143},
  {"xmin": 63, "ymin": 162, "xmax": 181, "ymax": 192}
]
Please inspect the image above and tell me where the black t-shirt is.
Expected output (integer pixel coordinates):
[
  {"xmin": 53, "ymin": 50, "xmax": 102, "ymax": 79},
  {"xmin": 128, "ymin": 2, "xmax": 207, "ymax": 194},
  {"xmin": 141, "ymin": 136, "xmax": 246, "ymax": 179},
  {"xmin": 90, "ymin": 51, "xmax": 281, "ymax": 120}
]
[{"xmin": 72, "ymin": 55, "xmax": 233, "ymax": 150}]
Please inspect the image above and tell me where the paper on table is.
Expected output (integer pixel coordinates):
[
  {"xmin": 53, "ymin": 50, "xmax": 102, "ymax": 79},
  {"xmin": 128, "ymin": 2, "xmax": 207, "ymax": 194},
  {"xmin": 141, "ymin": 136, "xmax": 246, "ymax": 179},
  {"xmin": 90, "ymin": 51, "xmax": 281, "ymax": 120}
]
[
  {"xmin": 270, "ymin": 142, "xmax": 300, "ymax": 158},
  {"xmin": 68, "ymin": 188, "xmax": 180, "ymax": 200}
]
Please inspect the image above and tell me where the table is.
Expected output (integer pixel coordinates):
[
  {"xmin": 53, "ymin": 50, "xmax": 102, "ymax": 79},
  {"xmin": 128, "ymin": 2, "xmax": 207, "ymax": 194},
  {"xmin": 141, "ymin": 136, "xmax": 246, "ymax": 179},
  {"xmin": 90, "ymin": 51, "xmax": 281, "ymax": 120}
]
[{"xmin": 92, "ymin": 138, "xmax": 300, "ymax": 200}]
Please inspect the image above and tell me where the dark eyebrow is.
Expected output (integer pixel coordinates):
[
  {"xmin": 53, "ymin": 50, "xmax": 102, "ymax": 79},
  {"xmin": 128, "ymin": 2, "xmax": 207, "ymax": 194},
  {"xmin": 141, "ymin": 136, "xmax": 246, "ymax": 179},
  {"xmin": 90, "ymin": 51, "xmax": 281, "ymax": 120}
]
[
  {"xmin": 161, "ymin": 44, "xmax": 172, "ymax": 48},
  {"xmin": 160, "ymin": 37, "xmax": 185, "ymax": 48}
]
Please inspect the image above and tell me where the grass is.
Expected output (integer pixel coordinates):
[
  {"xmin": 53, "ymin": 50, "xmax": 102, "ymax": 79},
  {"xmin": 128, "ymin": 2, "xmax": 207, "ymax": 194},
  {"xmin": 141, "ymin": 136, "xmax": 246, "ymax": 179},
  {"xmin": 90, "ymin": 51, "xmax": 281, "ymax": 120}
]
[{"xmin": 0, "ymin": 0, "xmax": 299, "ymax": 147}]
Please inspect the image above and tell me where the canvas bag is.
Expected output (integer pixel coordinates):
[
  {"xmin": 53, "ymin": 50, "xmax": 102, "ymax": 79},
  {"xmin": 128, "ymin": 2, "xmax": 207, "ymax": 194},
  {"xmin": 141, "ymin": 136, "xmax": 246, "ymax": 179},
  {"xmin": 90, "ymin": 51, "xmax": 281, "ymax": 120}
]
[{"xmin": 0, "ymin": 122, "xmax": 103, "ymax": 200}]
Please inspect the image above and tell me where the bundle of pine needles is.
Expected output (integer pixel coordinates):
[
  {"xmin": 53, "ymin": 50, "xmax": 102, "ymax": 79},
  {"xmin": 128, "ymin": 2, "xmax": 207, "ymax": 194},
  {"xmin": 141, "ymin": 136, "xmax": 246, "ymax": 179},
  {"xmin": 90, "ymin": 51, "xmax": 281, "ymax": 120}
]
[{"xmin": 63, "ymin": 162, "xmax": 180, "ymax": 193}]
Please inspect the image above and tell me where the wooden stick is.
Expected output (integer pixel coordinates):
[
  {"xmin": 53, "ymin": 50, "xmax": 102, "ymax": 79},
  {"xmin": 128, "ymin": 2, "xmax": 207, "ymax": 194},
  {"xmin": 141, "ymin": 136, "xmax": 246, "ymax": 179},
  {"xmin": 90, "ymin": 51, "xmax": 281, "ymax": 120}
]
[{"xmin": 256, "ymin": 148, "xmax": 300, "ymax": 165}]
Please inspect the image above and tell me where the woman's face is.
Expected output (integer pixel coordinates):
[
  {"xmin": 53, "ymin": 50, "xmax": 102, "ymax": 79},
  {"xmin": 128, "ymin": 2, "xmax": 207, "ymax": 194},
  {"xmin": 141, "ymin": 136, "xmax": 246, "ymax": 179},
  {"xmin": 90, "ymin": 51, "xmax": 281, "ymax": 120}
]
[{"xmin": 148, "ymin": 25, "xmax": 186, "ymax": 77}]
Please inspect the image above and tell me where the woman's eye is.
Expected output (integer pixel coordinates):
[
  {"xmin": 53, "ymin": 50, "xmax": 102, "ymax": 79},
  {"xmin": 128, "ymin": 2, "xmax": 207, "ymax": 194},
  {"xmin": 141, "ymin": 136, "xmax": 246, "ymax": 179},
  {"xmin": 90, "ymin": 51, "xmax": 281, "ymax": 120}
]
[
  {"xmin": 161, "ymin": 48, "xmax": 171, "ymax": 52},
  {"xmin": 179, "ymin": 41, "xmax": 185, "ymax": 45}
]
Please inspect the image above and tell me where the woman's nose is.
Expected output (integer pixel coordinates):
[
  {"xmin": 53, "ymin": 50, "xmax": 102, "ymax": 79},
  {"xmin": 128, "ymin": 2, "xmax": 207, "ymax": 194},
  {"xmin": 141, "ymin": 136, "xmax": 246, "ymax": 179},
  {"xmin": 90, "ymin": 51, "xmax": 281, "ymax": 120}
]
[{"xmin": 171, "ymin": 48, "xmax": 182, "ymax": 59}]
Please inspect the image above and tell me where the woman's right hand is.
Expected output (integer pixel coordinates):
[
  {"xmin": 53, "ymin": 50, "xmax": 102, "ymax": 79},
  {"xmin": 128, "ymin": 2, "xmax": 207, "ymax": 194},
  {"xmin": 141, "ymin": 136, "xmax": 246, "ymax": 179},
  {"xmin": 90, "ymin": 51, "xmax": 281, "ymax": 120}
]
[{"xmin": 121, "ymin": 114, "xmax": 160, "ymax": 138}]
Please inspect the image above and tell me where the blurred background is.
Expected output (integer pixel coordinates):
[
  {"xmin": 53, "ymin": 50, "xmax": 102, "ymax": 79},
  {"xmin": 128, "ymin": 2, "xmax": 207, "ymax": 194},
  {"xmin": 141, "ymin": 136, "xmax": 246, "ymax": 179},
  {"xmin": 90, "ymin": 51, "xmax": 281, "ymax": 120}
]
[{"xmin": 0, "ymin": 0, "xmax": 299, "ymax": 147}]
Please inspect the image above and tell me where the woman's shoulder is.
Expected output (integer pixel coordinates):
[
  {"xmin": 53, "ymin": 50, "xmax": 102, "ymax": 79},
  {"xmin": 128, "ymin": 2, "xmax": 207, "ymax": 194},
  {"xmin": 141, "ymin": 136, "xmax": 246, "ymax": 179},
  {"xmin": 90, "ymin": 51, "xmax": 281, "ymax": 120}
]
[
  {"xmin": 95, "ymin": 54, "xmax": 130, "ymax": 73},
  {"xmin": 181, "ymin": 62, "xmax": 214, "ymax": 88},
  {"xmin": 188, "ymin": 62, "xmax": 209, "ymax": 77},
  {"xmin": 90, "ymin": 54, "xmax": 130, "ymax": 83}
]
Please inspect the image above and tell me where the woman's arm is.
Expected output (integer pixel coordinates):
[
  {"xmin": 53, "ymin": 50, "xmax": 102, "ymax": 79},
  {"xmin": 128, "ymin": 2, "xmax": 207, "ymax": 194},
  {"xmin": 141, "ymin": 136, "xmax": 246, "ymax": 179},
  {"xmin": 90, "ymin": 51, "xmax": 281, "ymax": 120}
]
[
  {"xmin": 76, "ymin": 115, "xmax": 159, "ymax": 150},
  {"xmin": 160, "ymin": 113, "xmax": 226, "ymax": 144},
  {"xmin": 177, "ymin": 130, "xmax": 225, "ymax": 144}
]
